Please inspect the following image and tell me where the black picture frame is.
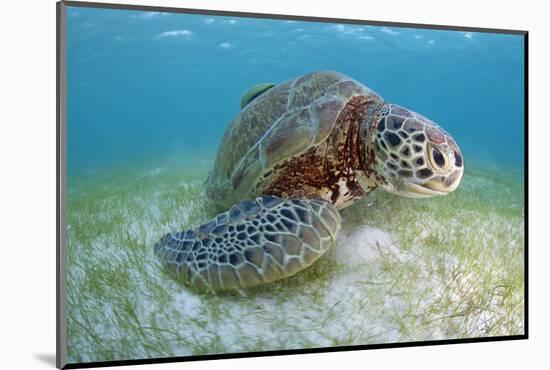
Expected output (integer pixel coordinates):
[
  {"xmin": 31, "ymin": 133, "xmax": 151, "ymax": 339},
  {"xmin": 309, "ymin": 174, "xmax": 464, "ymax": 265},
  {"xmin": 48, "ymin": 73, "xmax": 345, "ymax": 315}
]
[{"xmin": 56, "ymin": 1, "xmax": 529, "ymax": 368}]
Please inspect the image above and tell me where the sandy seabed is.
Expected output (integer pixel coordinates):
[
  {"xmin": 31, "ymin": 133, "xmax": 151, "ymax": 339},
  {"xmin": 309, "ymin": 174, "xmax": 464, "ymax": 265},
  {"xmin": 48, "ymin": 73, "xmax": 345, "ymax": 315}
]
[{"xmin": 65, "ymin": 158, "xmax": 524, "ymax": 363}]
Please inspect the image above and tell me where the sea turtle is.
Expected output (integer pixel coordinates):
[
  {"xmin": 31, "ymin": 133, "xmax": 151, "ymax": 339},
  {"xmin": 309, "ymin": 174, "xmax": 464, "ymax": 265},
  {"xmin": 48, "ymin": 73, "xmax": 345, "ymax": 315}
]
[{"xmin": 154, "ymin": 70, "xmax": 464, "ymax": 292}]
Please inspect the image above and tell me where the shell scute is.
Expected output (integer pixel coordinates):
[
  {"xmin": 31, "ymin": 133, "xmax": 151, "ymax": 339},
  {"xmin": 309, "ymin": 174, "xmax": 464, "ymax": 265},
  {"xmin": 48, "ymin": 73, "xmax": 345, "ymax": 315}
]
[{"xmin": 263, "ymin": 108, "xmax": 315, "ymax": 167}]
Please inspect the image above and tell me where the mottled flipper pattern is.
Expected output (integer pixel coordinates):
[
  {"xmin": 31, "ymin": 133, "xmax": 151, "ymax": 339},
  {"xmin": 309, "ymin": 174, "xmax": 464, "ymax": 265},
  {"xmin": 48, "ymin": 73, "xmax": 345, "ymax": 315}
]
[{"xmin": 154, "ymin": 196, "xmax": 341, "ymax": 291}]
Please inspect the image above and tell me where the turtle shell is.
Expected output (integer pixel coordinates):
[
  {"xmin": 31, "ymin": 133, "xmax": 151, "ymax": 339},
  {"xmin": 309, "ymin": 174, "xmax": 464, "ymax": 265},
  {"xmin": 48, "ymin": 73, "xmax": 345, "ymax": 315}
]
[{"xmin": 205, "ymin": 70, "xmax": 383, "ymax": 208}]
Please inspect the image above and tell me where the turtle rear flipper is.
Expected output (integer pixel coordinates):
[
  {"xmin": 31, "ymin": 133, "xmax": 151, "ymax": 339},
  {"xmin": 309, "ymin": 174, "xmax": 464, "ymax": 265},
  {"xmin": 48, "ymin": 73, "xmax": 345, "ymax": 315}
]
[
  {"xmin": 154, "ymin": 196, "xmax": 341, "ymax": 292},
  {"xmin": 239, "ymin": 83, "xmax": 276, "ymax": 109}
]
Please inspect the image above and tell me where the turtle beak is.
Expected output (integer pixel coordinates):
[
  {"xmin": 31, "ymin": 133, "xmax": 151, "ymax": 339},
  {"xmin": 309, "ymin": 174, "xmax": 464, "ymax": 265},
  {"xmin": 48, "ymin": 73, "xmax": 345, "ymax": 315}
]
[
  {"xmin": 401, "ymin": 168, "xmax": 464, "ymax": 198},
  {"xmin": 426, "ymin": 168, "xmax": 464, "ymax": 193},
  {"xmin": 401, "ymin": 182, "xmax": 448, "ymax": 198}
]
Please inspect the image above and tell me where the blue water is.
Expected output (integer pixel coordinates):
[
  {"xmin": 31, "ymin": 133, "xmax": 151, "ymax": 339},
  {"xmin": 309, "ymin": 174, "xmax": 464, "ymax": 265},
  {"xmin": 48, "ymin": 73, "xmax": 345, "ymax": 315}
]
[{"xmin": 66, "ymin": 6, "xmax": 525, "ymax": 176}]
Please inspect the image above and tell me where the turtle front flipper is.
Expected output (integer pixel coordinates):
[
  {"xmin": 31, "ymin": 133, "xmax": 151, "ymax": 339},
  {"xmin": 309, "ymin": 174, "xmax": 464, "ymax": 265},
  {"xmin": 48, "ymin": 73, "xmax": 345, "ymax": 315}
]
[{"xmin": 154, "ymin": 196, "xmax": 341, "ymax": 292}]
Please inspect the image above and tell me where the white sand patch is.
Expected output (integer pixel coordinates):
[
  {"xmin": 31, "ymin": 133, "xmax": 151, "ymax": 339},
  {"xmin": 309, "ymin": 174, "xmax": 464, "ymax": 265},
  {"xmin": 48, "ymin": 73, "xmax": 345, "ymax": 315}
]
[{"xmin": 335, "ymin": 226, "xmax": 404, "ymax": 263}]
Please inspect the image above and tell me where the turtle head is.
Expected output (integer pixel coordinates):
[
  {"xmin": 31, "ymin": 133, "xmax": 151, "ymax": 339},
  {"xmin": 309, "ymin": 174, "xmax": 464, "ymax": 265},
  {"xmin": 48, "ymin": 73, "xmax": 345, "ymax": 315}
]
[{"xmin": 369, "ymin": 104, "xmax": 464, "ymax": 198}]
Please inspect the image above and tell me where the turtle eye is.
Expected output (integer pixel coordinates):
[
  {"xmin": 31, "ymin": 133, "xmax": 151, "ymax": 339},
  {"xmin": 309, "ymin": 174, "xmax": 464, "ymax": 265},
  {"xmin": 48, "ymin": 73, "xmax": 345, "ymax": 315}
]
[
  {"xmin": 428, "ymin": 146, "xmax": 449, "ymax": 171},
  {"xmin": 432, "ymin": 148, "xmax": 446, "ymax": 168}
]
